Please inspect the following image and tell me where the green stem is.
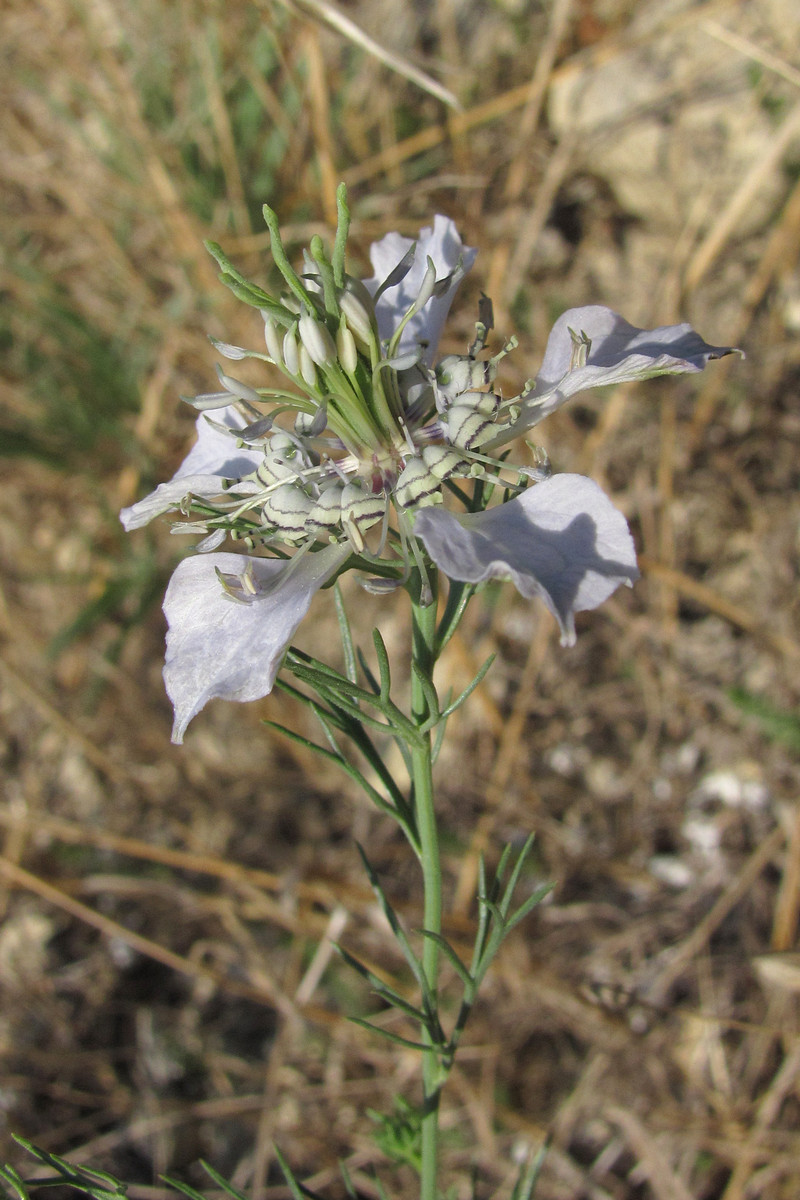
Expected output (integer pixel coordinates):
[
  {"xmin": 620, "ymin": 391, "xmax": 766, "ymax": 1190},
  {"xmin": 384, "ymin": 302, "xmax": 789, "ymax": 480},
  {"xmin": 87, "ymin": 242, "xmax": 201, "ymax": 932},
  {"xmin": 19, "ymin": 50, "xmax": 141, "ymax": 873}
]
[{"xmin": 410, "ymin": 573, "xmax": 441, "ymax": 1200}]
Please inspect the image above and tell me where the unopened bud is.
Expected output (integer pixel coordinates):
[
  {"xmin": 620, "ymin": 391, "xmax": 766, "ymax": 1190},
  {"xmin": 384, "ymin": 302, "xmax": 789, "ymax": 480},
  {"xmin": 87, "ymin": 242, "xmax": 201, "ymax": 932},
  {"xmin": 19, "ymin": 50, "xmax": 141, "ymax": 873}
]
[
  {"xmin": 263, "ymin": 315, "xmax": 284, "ymax": 366},
  {"xmin": 298, "ymin": 311, "xmax": 336, "ymax": 367},
  {"xmin": 336, "ymin": 324, "xmax": 358, "ymax": 374},
  {"xmin": 282, "ymin": 326, "xmax": 300, "ymax": 376},
  {"xmin": 339, "ymin": 283, "xmax": 376, "ymax": 346},
  {"xmin": 299, "ymin": 344, "xmax": 317, "ymax": 388}
]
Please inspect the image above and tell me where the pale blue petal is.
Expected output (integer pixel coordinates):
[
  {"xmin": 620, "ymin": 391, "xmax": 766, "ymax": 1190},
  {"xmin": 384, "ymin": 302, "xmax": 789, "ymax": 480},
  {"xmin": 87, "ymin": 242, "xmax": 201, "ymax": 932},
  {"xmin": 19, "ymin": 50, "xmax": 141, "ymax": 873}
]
[
  {"xmin": 120, "ymin": 407, "xmax": 262, "ymax": 530},
  {"xmin": 414, "ymin": 474, "xmax": 639, "ymax": 646},
  {"xmin": 365, "ymin": 216, "xmax": 477, "ymax": 362},
  {"xmin": 495, "ymin": 306, "xmax": 739, "ymax": 442},
  {"xmin": 163, "ymin": 544, "xmax": 350, "ymax": 743}
]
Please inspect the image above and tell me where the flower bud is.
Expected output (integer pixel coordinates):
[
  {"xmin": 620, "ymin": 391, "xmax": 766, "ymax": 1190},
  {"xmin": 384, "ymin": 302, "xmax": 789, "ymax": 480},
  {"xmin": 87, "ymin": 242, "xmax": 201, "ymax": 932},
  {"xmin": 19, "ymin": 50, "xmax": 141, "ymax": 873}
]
[
  {"xmin": 263, "ymin": 315, "xmax": 284, "ymax": 366},
  {"xmin": 298, "ymin": 311, "xmax": 336, "ymax": 367},
  {"xmin": 336, "ymin": 323, "xmax": 359, "ymax": 374},
  {"xmin": 299, "ymin": 345, "xmax": 317, "ymax": 388},
  {"xmin": 282, "ymin": 326, "xmax": 299, "ymax": 376},
  {"xmin": 339, "ymin": 283, "xmax": 376, "ymax": 346}
]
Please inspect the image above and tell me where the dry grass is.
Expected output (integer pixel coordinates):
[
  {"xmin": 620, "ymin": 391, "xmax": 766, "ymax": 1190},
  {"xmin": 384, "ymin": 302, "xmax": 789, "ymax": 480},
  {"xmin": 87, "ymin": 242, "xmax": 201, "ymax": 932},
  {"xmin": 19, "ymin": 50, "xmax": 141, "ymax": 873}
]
[{"xmin": 2, "ymin": 0, "xmax": 800, "ymax": 1196}]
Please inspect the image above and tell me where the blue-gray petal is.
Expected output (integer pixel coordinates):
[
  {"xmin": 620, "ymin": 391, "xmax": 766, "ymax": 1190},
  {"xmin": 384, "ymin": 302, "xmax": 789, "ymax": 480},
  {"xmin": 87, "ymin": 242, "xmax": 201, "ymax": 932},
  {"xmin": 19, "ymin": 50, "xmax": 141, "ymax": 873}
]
[
  {"xmin": 365, "ymin": 216, "xmax": 477, "ymax": 362},
  {"xmin": 414, "ymin": 474, "xmax": 639, "ymax": 645},
  {"xmin": 120, "ymin": 406, "xmax": 262, "ymax": 530},
  {"xmin": 496, "ymin": 306, "xmax": 739, "ymax": 441},
  {"xmin": 163, "ymin": 544, "xmax": 350, "ymax": 743}
]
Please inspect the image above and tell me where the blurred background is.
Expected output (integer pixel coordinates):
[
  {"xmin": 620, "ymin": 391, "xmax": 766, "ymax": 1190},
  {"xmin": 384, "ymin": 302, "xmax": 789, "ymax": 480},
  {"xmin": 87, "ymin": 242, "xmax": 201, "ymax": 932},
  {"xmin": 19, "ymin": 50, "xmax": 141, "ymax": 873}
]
[{"xmin": 2, "ymin": 0, "xmax": 800, "ymax": 1196}]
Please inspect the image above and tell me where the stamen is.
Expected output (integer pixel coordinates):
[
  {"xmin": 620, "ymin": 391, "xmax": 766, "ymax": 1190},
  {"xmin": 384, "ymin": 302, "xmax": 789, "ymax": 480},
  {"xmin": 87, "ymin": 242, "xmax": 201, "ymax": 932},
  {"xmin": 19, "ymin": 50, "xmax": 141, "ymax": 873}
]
[{"xmin": 568, "ymin": 327, "xmax": 592, "ymax": 370}]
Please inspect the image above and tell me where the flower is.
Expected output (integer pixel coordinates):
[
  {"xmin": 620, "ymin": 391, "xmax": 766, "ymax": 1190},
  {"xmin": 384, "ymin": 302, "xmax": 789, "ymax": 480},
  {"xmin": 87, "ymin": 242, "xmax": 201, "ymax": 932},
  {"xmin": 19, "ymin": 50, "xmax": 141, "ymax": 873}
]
[{"xmin": 122, "ymin": 187, "xmax": 737, "ymax": 740}]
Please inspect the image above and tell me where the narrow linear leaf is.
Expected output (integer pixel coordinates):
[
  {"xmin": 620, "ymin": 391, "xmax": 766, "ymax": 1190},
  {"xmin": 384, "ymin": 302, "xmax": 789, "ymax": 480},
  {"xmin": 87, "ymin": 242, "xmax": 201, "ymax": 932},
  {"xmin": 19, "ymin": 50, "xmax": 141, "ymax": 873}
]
[
  {"xmin": 309, "ymin": 703, "xmax": 345, "ymax": 756},
  {"xmin": 506, "ymin": 882, "xmax": 554, "ymax": 932},
  {"xmin": 418, "ymin": 930, "xmax": 474, "ymax": 991},
  {"xmin": 335, "ymin": 946, "xmax": 430, "ymax": 1024},
  {"xmin": 273, "ymin": 681, "xmax": 411, "ymax": 820},
  {"xmin": 431, "ymin": 709, "xmax": 449, "ymax": 764},
  {"xmin": 334, "ymin": 582, "xmax": 358, "ymax": 684},
  {"xmin": 372, "ymin": 628, "xmax": 393, "ymax": 703},
  {"xmin": 262, "ymin": 204, "xmax": 314, "ymax": 312},
  {"xmin": 438, "ymin": 654, "xmax": 495, "ymax": 721},
  {"xmin": 412, "ymin": 660, "xmax": 440, "ymax": 727},
  {"xmin": 339, "ymin": 1161, "xmax": 358, "ymax": 1200},
  {"xmin": 348, "ymin": 1016, "xmax": 431, "ymax": 1052},
  {"xmin": 355, "ymin": 845, "xmax": 428, "ymax": 992},
  {"xmin": 0, "ymin": 1167, "xmax": 28, "ymax": 1200},
  {"xmin": 10, "ymin": 1141, "xmax": 125, "ymax": 1199},
  {"xmin": 273, "ymin": 1146, "xmax": 325, "ymax": 1200},
  {"xmin": 288, "ymin": 661, "xmax": 421, "ymax": 740},
  {"xmin": 357, "ymin": 646, "xmax": 381, "ymax": 695},
  {"xmin": 332, "ymin": 182, "xmax": 350, "ymax": 288},
  {"xmin": 197, "ymin": 1162, "xmax": 250, "ymax": 1200},
  {"xmin": 436, "ymin": 579, "xmax": 475, "ymax": 653},
  {"xmin": 218, "ymin": 273, "xmax": 279, "ymax": 312},
  {"xmin": 262, "ymin": 721, "xmax": 397, "ymax": 818},
  {"xmin": 493, "ymin": 842, "xmax": 514, "ymax": 890},
  {"xmin": 261, "ymin": 719, "xmax": 340, "ymax": 760},
  {"xmin": 499, "ymin": 834, "xmax": 537, "ymax": 920},
  {"xmin": 161, "ymin": 1178, "xmax": 207, "ymax": 1200},
  {"xmin": 510, "ymin": 1140, "xmax": 550, "ymax": 1200}
]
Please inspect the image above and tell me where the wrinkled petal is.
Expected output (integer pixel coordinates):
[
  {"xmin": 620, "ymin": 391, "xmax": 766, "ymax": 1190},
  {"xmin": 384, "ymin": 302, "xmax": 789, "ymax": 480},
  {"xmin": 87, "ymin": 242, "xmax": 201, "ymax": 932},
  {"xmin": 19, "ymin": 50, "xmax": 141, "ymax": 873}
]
[
  {"xmin": 120, "ymin": 407, "xmax": 262, "ymax": 530},
  {"xmin": 414, "ymin": 474, "xmax": 639, "ymax": 646},
  {"xmin": 163, "ymin": 544, "xmax": 350, "ymax": 743},
  {"xmin": 365, "ymin": 216, "xmax": 477, "ymax": 362},
  {"xmin": 495, "ymin": 306, "xmax": 740, "ymax": 443}
]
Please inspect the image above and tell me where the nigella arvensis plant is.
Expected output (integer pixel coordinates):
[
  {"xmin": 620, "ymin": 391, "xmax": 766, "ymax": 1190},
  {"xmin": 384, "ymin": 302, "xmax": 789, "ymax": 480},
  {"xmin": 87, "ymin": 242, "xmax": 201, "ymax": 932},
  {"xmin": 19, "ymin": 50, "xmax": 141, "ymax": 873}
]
[
  {"xmin": 122, "ymin": 185, "xmax": 735, "ymax": 1196},
  {"xmin": 122, "ymin": 186, "xmax": 734, "ymax": 744}
]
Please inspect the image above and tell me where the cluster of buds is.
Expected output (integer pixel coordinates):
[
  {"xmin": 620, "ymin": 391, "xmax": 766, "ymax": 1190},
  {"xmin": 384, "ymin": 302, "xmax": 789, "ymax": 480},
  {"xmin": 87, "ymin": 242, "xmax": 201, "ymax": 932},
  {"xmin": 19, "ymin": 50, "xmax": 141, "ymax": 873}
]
[{"xmin": 184, "ymin": 187, "xmax": 546, "ymax": 591}]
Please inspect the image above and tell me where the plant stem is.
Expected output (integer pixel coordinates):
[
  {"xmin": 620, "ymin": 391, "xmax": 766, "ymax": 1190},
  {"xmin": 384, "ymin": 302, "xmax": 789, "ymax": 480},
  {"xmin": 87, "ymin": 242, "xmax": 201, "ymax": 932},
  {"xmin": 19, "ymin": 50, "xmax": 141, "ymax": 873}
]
[{"xmin": 410, "ymin": 576, "xmax": 441, "ymax": 1200}]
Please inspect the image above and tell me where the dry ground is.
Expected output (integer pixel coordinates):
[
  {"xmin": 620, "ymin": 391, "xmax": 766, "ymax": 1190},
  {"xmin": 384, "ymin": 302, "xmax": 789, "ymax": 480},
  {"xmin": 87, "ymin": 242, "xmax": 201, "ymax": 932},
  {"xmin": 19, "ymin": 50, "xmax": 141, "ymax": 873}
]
[{"xmin": 2, "ymin": 0, "xmax": 800, "ymax": 1197}]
